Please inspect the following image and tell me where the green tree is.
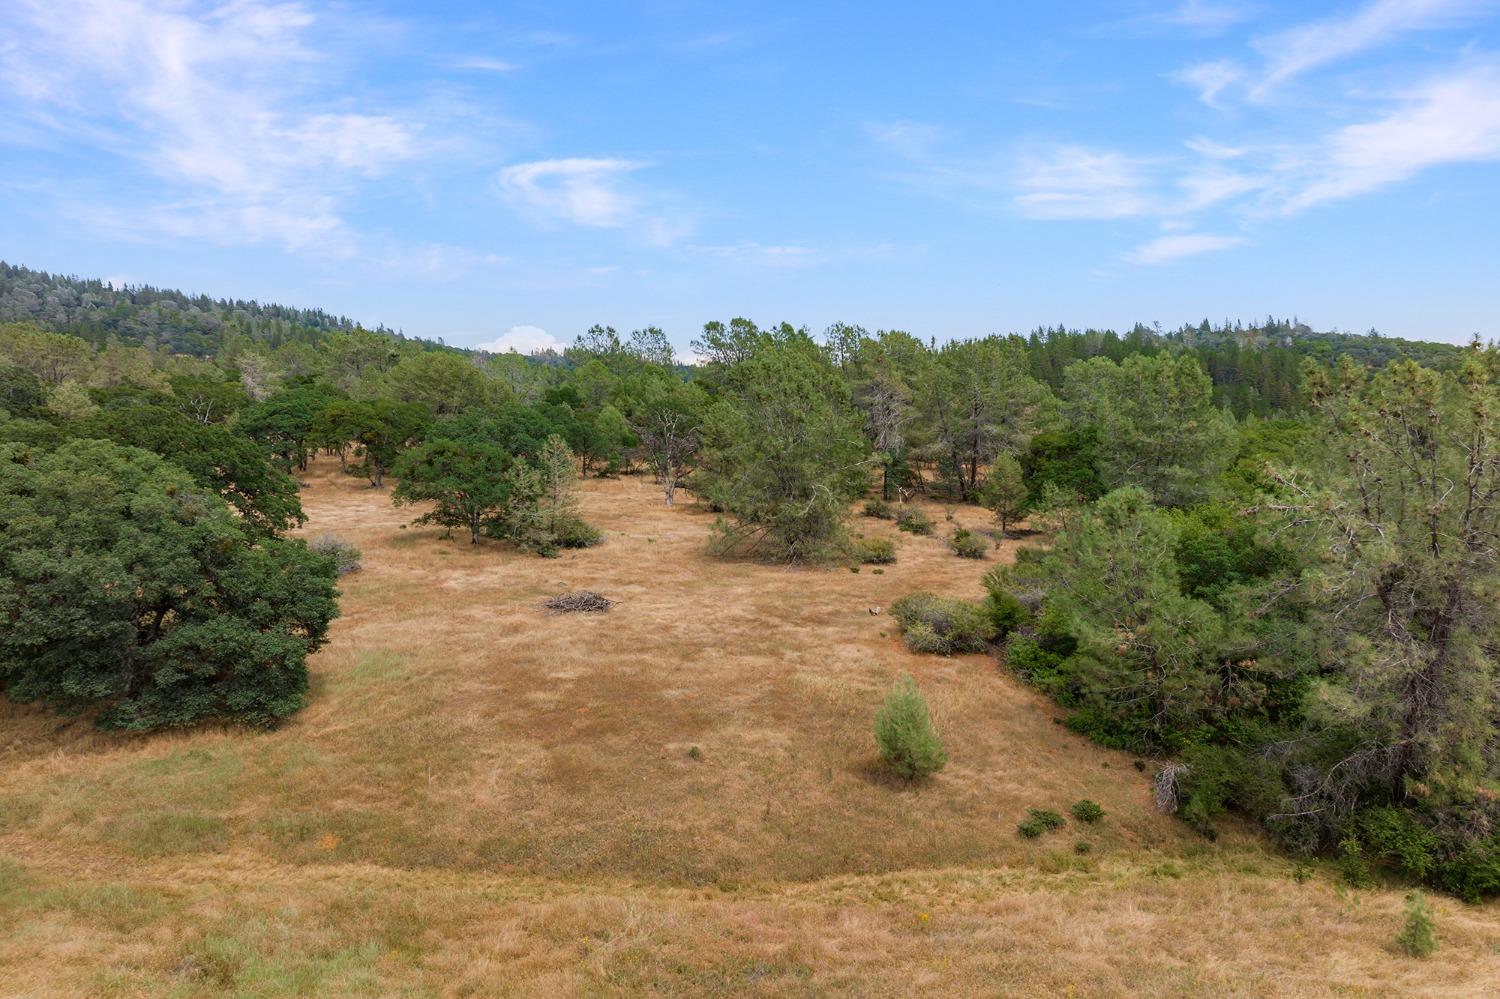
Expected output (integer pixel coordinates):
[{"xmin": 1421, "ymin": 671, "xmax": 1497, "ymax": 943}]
[
  {"xmin": 536, "ymin": 434, "xmax": 581, "ymax": 536},
  {"xmin": 1285, "ymin": 353, "xmax": 1500, "ymax": 807},
  {"xmin": 81, "ymin": 402, "xmax": 306, "ymax": 537},
  {"xmin": 1091, "ymin": 354, "xmax": 1235, "ymax": 507},
  {"xmin": 699, "ymin": 335, "xmax": 869, "ymax": 561},
  {"xmin": 0, "ymin": 363, "xmax": 47, "ymax": 418},
  {"xmin": 633, "ymin": 380, "xmax": 705, "ymax": 506},
  {"xmin": 46, "ymin": 380, "xmax": 98, "ymax": 421},
  {"xmin": 978, "ymin": 453, "xmax": 1027, "ymax": 537},
  {"xmin": 351, "ymin": 399, "xmax": 429, "ymax": 488},
  {"xmin": 239, "ymin": 384, "xmax": 338, "ymax": 471},
  {"xmin": 1014, "ymin": 488, "xmax": 1257, "ymax": 750},
  {"xmin": 0, "ymin": 439, "xmax": 338, "ymax": 729},
  {"xmin": 392, "ymin": 437, "xmax": 515, "ymax": 544},
  {"xmin": 874, "ymin": 675, "xmax": 948, "ymax": 779},
  {"xmin": 385, "ymin": 351, "xmax": 490, "ymax": 415},
  {"xmin": 919, "ymin": 337, "xmax": 1052, "ymax": 499}
]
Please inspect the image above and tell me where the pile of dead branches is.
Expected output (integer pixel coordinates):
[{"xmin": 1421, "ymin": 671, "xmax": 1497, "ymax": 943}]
[{"xmin": 543, "ymin": 590, "xmax": 614, "ymax": 613}]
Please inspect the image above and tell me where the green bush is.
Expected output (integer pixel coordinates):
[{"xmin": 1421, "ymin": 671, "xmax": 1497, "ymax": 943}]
[
  {"xmin": 1359, "ymin": 807, "xmax": 1439, "ymax": 880},
  {"xmin": 874, "ymin": 675, "xmax": 947, "ymax": 779},
  {"xmin": 307, "ymin": 532, "xmax": 362, "ymax": 575},
  {"xmin": 949, "ymin": 528, "xmax": 988, "ymax": 559},
  {"xmin": 551, "ymin": 515, "xmax": 603, "ymax": 549},
  {"xmin": 1432, "ymin": 841, "xmax": 1500, "ymax": 903},
  {"xmin": 896, "ymin": 506, "xmax": 934, "ymax": 536},
  {"xmin": 856, "ymin": 536, "xmax": 897, "ymax": 564},
  {"xmin": 986, "ymin": 590, "xmax": 1029, "ymax": 638},
  {"xmin": 1396, "ymin": 892, "xmax": 1436, "ymax": 957},
  {"xmin": 863, "ymin": 498, "xmax": 895, "ymax": 520},
  {"xmin": 1071, "ymin": 799, "xmax": 1105, "ymax": 823},
  {"xmin": 980, "ymin": 568, "xmax": 1033, "ymax": 639},
  {"xmin": 1339, "ymin": 836, "xmax": 1375, "ymax": 889},
  {"xmin": 890, "ymin": 592, "xmax": 996, "ymax": 655},
  {"xmin": 1005, "ymin": 636, "xmax": 1065, "ymax": 683},
  {"xmin": 1018, "ymin": 807, "xmax": 1066, "ymax": 838}
]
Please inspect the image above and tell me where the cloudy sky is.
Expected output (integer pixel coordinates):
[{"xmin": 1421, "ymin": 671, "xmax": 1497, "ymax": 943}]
[{"xmin": 2, "ymin": 0, "xmax": 1498, "ymax": 351}]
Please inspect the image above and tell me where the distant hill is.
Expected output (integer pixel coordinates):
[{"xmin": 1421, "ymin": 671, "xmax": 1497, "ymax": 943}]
[{"xmin": 0, "ymin": 261, "xmax": 398, "ymax": 357}]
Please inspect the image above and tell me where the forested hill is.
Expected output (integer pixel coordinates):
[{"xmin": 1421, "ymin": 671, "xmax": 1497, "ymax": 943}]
[
  {"xmin": 1020, "ymin": 318, "xmax": 1467, "ymax": 415},
  {"xmin": 0, "ymin": 261, "xmax": 403, "ymax": 357}
]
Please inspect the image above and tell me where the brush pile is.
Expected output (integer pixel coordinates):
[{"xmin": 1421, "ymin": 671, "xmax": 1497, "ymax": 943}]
[{"xmin": 543, "ymin": 590, "xmax": 614, "ymax": 613}]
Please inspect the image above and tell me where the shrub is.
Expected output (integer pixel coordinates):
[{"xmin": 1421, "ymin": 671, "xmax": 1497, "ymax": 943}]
[
  {"xmin": 896, "ymin": 506, "xmax": 934, "ymax": 536},
  {"xmin": 985, "ymin": 590, "xmax": 1029, "ymax": 639},
  {"xmin": 980, "ymin": 566, "xmax": 1032, "ymax": 639},
  {"xmin": 890, "ymin": 592, "xmax": 996, "ymax": 655},
  {"xmin": 307, "ymin": 532, "xmax": 363, "ymax": 575},
  {"xmin": 1005, "ymin": 636, "xmax": 1066, "ymax": 685},
  {"xmin": 1396, "ymin": 892, "xmax": 1437, "ymax": 957},
  {"xmin": 874, "ymin": 675, "xmax": 947, "ymax": 779},
  {"xmin": 856, "ymin": 536, "xmax": 897, "ymax": 564},
  {"xmin": 1359, "ymin": 807, "xmax": 1439, "ymax": 881},
  {"xmin": 551, "ymin": 515, "xmax": 603, "ymax": 549},
  {"xmin": 1339, "ymin": 836, "xmax": 1375, "ymax": 889},
  {"xmin": 1071, "ymin": 799, "xmax": 1105, "ymax": 823},
  {"xmin": 949, "ymin": 528, "xmax": 988, "ymax": 559},
  {"xmin": 863, "ymin": 498, "xmax": 895, "ymax": 520},
  {"xmin": 1018, "ymin": 807, "xmax": 1066, "ymax": 838}
]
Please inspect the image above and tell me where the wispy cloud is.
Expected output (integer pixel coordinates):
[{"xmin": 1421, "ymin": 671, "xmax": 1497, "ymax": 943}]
[
  {"xmin": 1252, "ymin": 0, "xmax": 1494, "ymax": 96},
  {"xmin": 0, "ymin": 0, "xmax": 429, "ymax": 253},
  {"xmin": 688, "ymin": 242, "xmax": 821, "ymax": 266},
  {"xmin": 1015, "ymin": 145, "xmax": 1157, "ymax": 219},
  {"xmin": 873, "ymin": 125, "xmax": 1157, "ymax": 220},
  {"xmin": 1278, "ymin": 64, "xmax": 1500, "ymax": 210},
  {"xmin": 496, "ymin": 158, "xmax": 694, "ymax": 245},
  {"xmin": 447, "ymin": 55, "xmax": 519, "ymax": 73},
  {"xmin": 1125, "ymin": 232, "xmax": 1247, "ymax": 264},
  {"xmin": 498, "ymin": 158, "xmax": 645, "ymax": 227},
  {"xmin": 1170, "ymin": 0, "xmax": 1497, "ymax": 105},
  {"xmin": 1156, "ymin": 1, "xmax": 1257, "ymax": 33},
  {"xmin": 1170, "ymin": 59, "xmax": 1246, "ymax": 108}
]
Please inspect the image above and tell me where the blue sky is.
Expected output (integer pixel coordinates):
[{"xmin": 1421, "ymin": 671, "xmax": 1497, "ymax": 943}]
[{"xmin": 2, "ymin": 0, "xmax": 1498, "ymax": 352}]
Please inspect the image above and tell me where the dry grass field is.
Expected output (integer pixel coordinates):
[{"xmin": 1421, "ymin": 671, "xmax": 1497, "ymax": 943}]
[{"xmin": 2, "ymin": 459, "xmax": 1498, "ymax": 997}]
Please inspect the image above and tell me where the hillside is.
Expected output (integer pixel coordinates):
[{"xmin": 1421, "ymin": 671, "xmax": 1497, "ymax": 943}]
[
  {"xmin": 0, "ymin": 262, "xmax": 395, "ymax": 357},
  {"xmin": 1, "ymin": 460, "xmax": 1496, "ymax": 996}
]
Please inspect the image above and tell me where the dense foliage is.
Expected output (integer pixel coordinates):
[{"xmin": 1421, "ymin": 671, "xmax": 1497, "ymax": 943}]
[{"xmin": 0, "ymin": 439, "xmax": 338, "ymax": 729}]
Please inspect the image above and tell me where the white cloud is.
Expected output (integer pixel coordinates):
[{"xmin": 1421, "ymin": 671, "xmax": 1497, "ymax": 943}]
[
  {"xmin": 447, "ymin": 56, "xmax": 519, "ymax": 73},
  {"xmin": 474, "ymin": 325, "xmax": 562, "ymax": 354},
  {"xmin": 868, "ymin": 120, "xmax": 944, "ymax": 158},
  {"xmin": 1157, "ymin": 1, "xmax": 1256, "ymax": 32},
  {"xmin": 1014, "ymin": 145, "xmax": 1156, "ymax": 219},
  {"xmin": 1179, "ymin": 167, "xmax": 1266, "ymax": 209},
  {"xmin": 1170, "ymin": 59, "xmax": 1246, "ymax": 107},
  {"xmin": 690, "ymin": 242, "xmax": 821, "ymax": 266},
  {"xmin": 1170, "ymin": 0, "xmax": 1497, "ymax": 105},
  {"xmin": 1185, "ymin": 137, "xmax": 1248, "ymax": 159},
  {"xmin": 1252, "ymin": 0, "xmax": 1494, "ymax": 96},
  {"xmin": 1125, "ymin": 232, "xmax": 1247, "ymax": 264},
  {"xmin": 496, "ymin": 157, "xmax": 694, "ymax": 244},
  {"xmin": 1279, "ymin": 65, "xmax": 1500, "ymax": 210},
  {"xmin": 0, "ymin": 0, "xmax": 424, "ymax": 253},
  {"xmin": 498, "ymin": 158, "xmax": 643, "ymax": 227}
]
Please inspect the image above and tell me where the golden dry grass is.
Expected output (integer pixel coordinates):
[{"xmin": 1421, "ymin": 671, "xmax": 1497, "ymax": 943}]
[{"xmin": 1, "ymin": 459, "xmax": 1498, "ymax": 997}]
